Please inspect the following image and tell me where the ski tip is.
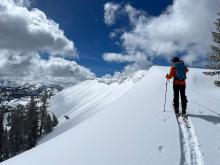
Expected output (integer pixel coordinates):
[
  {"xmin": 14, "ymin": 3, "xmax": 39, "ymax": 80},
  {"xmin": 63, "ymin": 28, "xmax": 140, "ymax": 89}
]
[{"xmin": 176, "ymin": 113, "xmax": 181, "ymax": 117}]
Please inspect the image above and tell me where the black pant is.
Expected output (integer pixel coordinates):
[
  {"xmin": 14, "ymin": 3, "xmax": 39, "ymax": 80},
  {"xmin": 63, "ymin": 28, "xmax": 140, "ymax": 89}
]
[{"xmin": 173, "ymin": 84, "xmax": 188, "ymax": 114}]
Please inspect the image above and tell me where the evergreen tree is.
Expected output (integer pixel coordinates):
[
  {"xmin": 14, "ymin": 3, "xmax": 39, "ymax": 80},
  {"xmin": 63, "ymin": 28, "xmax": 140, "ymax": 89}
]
[
  {"xmin": 0, "ymin": 110, "xmax": 4, "ymax": 161},
  {"xmin": 44, "ymin": 114, "xmax": 53, "ymax": 134},
  {"xmin": 39, "ymin": 91, "xmax": 58, "ymax": 135},
  {"xmin": 8, "ymin": 105, "xmax": 25, "ymax": 155},
  {"xmin": 209, "ymin": 12, "xmax": 220, "ymax": 70},
  {"xmin": 0, "ymin": 90, "xmax": 59, "ymax": 161},
  {"xmin": 206, "ymin": 11, "xmax": 220, "ymax": 86},
  {"xmin": 25, "ymin": 96, "xmax": 39, "ymax": 149},
  {"xmin": 1, "ymin": 129, "xmax": 10, "ymax": 161},
  {"xmin": 39, "ymin": 91, "xmax": 48, "ymax": 136},
  {"xmin": 0, "ymin": 107, "xmax": 10, "ymax": 161},
  {"xmin": 52, "ymin": 113, "xmax": 58, "ymax": 127}
]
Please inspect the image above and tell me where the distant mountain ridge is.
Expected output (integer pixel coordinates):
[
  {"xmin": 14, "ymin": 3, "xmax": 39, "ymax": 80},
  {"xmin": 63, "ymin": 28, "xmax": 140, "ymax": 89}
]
[{"xmin": 0, "ymin": 82, "xmax": 63, "ymax": 108}]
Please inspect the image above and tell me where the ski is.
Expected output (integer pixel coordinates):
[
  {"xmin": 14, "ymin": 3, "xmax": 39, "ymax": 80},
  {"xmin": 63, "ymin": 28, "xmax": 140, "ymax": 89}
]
[
  {"xmin": 182, "ymin": 115, "xmax": 191, "ymax": 128},
  {"xmin": 175, "ymin": 113, "xmax": 191, "ymax": 128},
  {"xmin": 175, "ymin": 113, "xmax": 182, "ymax": 124}
]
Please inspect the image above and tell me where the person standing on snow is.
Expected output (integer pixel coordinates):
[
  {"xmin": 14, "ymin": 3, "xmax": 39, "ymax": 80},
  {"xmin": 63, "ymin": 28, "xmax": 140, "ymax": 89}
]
[{"xmin": 166, "ymin": 57, "xmax": 188, "ymax": 117}]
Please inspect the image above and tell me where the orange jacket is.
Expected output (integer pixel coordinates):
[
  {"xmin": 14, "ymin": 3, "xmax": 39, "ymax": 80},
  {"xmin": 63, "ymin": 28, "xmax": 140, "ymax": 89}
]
[{"xmin": 166, "ymin": 66, "xmax": 188, "ymax": 85}]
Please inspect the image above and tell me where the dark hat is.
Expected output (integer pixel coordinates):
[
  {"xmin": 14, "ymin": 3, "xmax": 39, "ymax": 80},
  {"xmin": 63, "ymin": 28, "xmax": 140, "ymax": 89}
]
[{"xmin": 171, "ymin": 57, "xmax": 180, "ymax": 63}]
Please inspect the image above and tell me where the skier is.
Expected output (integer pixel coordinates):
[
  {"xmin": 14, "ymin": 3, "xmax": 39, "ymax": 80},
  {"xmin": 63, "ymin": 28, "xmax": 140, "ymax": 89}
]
[{"xmin": 166, "ymin": 57, "xmax": 188, "ymax": 117}]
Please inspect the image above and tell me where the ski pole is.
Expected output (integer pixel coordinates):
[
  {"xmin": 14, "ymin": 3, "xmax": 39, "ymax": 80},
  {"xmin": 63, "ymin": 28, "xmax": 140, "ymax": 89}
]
[{"xmin": 163, "ymin": 80, "xmax": 168, "ymax": 112}]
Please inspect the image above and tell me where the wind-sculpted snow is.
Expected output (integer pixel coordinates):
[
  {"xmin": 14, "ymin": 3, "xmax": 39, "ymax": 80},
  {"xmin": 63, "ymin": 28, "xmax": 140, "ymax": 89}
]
[
  {"xmin": 37, "ymin": 70, "xmax": 147, "ymax": 143},
  {"xmin": 97, "ymin": 70, "xmax": 147, "ymax": 84},
  {"xmin": 50, "ymin": 70, "xmax": 147, "ymax": 121},
  {"xmin": 2, "ymin": 66, "xmax": 220, "ymax": 165}
]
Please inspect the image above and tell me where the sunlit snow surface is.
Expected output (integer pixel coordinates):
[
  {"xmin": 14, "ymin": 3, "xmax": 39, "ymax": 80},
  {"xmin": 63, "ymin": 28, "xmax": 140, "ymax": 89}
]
[{"xmin": 2, "ymin": 66, "xmax": 220, "ymax": 165}]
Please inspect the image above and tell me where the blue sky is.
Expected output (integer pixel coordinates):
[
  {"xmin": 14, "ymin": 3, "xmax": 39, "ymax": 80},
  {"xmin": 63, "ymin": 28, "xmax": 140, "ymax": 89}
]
[
  {"xmin": 0, "ymin": 0, "xmax": 218, "ymax": 86},
  {"xmin": 33, "ymin": 0, "xmax": 173, "ymax": 76}
]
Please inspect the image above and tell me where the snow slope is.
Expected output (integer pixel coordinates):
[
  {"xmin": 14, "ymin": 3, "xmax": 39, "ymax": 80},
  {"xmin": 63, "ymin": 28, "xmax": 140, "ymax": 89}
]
[{"xmin": 2, "ymin": 66, "xmax": 220, "ymax": 165}]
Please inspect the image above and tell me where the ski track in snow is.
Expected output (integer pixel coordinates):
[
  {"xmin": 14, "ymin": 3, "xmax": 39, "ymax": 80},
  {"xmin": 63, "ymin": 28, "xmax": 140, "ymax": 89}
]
[{"xmin": 177, "ymin": 117, "xmax": 204, "ymax": 165}]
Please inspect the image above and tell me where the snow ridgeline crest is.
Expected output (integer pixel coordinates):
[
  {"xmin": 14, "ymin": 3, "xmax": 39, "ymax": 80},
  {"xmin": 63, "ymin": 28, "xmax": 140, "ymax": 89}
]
[{"xmin": 96, "ymin": 70, "xmax": 148, "ymax": 85}]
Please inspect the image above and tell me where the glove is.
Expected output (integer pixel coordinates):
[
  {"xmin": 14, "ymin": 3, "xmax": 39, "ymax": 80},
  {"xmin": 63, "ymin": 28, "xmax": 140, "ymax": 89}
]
[{"xmin": 165, "ymin": 74, "xmax": 168, "ymax": 78}]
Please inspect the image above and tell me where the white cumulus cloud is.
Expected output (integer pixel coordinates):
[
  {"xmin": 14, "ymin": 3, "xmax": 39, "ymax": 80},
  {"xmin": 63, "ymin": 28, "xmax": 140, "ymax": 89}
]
[
  {"xmin": 103, "ymin": 52, "xmax": 147, "ymax": 63},
  {"xmin": 103, "ymin": 0, "xmax": 220, "ymax": 73},
  {"xmin": 0, "ymin": 51, "xmax": 95, "ymax": 87},
  {"xmin": 0, "ymin": 0, "xmax": 95, "ymax": 86},
  {"xmin": 0, "ymin": 0, "xmax": 77, "ymax": 57},
  {"xmin": 104, "ymin": 2, "xmax": 121, "ymax": 25},
  {"xmin": 13, "ymin": 0, "xmax": 32, "ymax": 7}
]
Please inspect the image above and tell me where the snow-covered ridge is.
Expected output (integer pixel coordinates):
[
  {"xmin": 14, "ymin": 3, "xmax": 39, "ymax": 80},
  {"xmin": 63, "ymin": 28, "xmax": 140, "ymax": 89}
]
[
  {"xmin": 37, "ymin": 70, "xmax": 148, "ymax": 143},
  {"xmin": 2, "ymin": 66, "xmax": 220, "ymax": 165},
  {"xmin": 49, "ymin": 69, "xmax": 147, "ymax": 122},
  {"xmin": 97, "ymin": 70, "xmax": 147, "ymax": 85}
]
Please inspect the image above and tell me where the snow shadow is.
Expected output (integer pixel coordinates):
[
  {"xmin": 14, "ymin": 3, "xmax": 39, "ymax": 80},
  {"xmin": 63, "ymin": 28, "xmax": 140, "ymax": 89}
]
[
  {"xmin": 189, "ymin": 114, "xmax": 220, "ymax": 125},
  {"xmin": 190, "ymin": 100, "xmax": 220, "ymax": 116}
]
